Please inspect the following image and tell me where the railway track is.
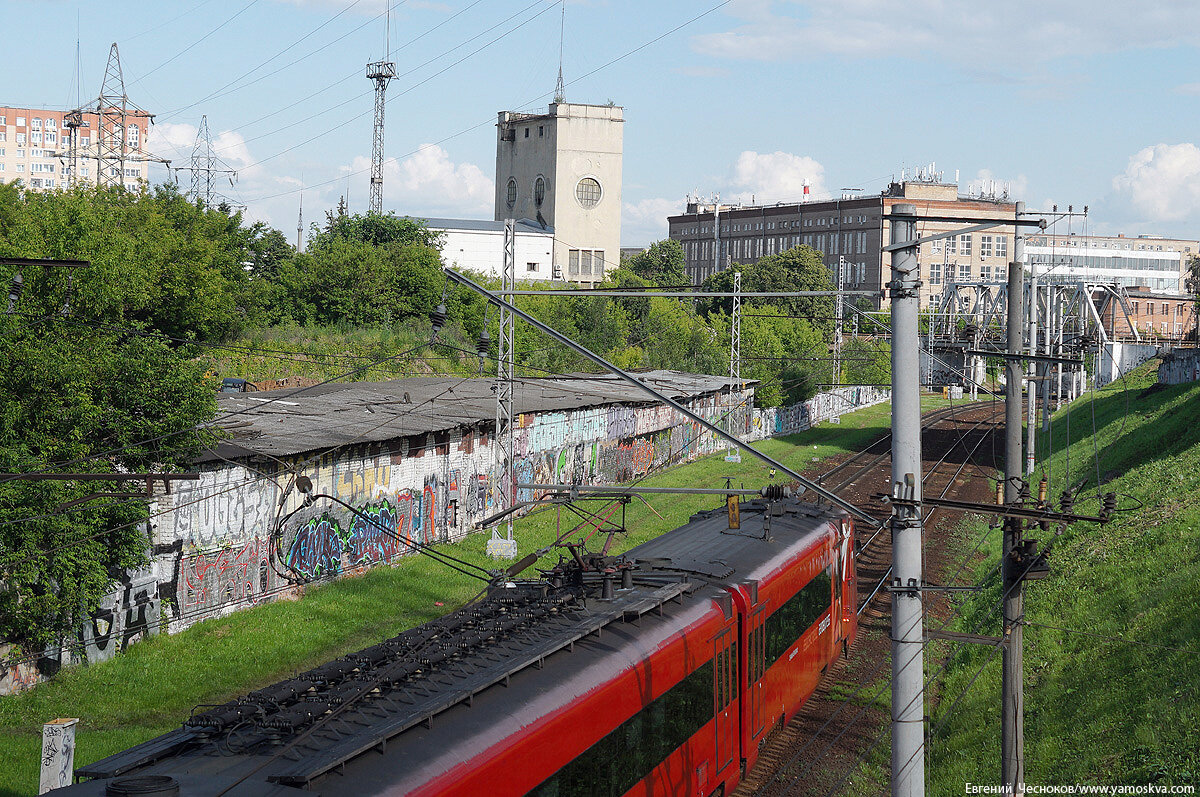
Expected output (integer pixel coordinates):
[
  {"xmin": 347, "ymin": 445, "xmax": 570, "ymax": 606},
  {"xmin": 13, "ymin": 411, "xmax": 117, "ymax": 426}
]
[{"xmin": 735, "ymin": 398, "xmax": 1005, "ymax": 797}]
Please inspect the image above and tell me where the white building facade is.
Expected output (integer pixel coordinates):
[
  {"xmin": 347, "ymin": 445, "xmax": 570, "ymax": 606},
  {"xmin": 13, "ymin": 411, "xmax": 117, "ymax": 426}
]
[{"xmin": 418, "ymin": 218, "xmax": 556, "ymax": 280}]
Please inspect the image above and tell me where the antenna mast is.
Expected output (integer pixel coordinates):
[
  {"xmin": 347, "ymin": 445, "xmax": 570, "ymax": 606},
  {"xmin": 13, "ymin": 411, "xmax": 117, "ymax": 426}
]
[
  {"xmin": 554, "ymin": 1, "xmax": 566, "ymax": 103},
  {"xmin": 366, "ymin": 2, "xmax": 396, "ymax": 215}
]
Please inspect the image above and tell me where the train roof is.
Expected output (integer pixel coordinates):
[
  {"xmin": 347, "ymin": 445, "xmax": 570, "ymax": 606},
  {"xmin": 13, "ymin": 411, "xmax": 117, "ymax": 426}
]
[{"xmin": 65, "ymin": 499, "xmax": 843, "ymax": 796}]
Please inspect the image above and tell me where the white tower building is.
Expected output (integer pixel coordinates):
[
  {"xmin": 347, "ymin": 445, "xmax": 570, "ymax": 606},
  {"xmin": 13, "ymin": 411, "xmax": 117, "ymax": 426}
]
[{"xmin": 495, "ymin": 102, "xmax": 623, "ymax": 285}]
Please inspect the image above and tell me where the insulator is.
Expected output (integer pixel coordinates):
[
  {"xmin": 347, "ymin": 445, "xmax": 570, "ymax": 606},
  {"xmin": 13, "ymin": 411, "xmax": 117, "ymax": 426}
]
[
  {"xmin": 476, "ymin": 326, "xmax": 491, "ymax": 357},
  {"xmin": 6, "ymin": 271, "xmax": 22, "ymax": 313},
  {"xmin": 1102, "ymin": 492, "xmax": 1117, "ymax": 517},
  {"xmin": 430, "ymin": 302, "xmax": 447, "ymax": 338},
  {"xmin": 1059, "ymin": 489, "xmax": 1074, "ymax": 514},
  {"xmin": 1018, "ymin": 481, "xmax": 1031, "ymax": 502},
  {"xmin": 996, "ymin": 481, "xmax": 1004, "ymax": 505},
  {"xmin": 1038, "ymin": 475, "xmax": 1048, "ymax": 505}
]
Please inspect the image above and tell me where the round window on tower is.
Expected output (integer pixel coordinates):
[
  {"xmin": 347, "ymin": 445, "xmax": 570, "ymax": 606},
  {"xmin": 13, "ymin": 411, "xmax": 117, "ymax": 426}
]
[
  {"xmin": 534, "ymin": 175, "xmax": 546, "ymax": 207},
  {"xmin": 575, "ymin": 177, "xmax": 601, "ymax": 209},
  {"xmin": 506, "ymin": 178, "xmax": 517, "ymax": 209}
]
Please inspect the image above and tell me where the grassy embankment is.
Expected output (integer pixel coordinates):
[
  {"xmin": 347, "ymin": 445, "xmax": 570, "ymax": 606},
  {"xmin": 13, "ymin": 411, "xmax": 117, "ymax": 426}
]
[
  {"xmin": 924, "ymin": 363, "xmax": 1200, "ymax": 788},
  {"xmin": 0, "ymin": 392, "xmax": 962, "ymax": 796},
  {"xmin": 199, "ymin": 325, "xmax": 480, "ymax": 384}
]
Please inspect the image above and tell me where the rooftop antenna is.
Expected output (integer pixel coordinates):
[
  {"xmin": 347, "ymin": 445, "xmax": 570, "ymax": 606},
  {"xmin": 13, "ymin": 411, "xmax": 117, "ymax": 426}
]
[
  {"xmin": 554, "ymin": 0, "xmax": 566, "ymax": 104},
  {"xmin": 366, "ymin": 0, "xmax": 396, "ymax": 215}
]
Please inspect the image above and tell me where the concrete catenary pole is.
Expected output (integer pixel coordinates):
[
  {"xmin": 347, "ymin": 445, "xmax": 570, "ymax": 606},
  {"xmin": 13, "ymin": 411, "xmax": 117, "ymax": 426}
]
[
  {"xmin": 1003, "ymin": 200, "xmax": 1027, "ymax": 791},
  {"xmin": 888, "ymin": 204, "xmax": 925, "ymax": 797},
  {"xmin": 1025, "ymin": 209, "xmax": 1037, "ymax": 475}
]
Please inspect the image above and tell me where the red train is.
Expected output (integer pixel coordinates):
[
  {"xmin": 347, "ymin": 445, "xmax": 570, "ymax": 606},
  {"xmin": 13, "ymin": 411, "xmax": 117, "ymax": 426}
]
[{"xmin": 61, "ymin": 496, "xmax": 856, "ymax": 797}]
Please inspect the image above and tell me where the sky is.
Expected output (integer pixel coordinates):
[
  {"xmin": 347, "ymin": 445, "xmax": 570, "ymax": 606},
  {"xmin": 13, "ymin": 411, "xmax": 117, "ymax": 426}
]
[{"xmin": 5, "ymin": 0, "xmax": 1200, "ymax": 245}]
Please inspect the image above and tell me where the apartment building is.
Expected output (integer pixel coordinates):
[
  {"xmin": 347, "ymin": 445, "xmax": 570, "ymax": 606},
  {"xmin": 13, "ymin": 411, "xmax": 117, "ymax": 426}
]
[{"xmin": 0, "ymin": 105, "xmax": 152, "ymax": 192}]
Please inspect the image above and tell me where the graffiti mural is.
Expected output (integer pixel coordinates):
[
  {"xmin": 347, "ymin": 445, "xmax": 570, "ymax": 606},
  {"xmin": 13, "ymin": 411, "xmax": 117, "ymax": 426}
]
[{"xmin": 285, "ymin": 516, "xmax": 345, "ymax": 579}]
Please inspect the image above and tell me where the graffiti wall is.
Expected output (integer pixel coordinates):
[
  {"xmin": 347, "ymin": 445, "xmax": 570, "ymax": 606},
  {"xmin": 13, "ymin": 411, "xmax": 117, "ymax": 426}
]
[{"xmin": 1, "ymin": 382, "xmax": 893, "ymax": 693}]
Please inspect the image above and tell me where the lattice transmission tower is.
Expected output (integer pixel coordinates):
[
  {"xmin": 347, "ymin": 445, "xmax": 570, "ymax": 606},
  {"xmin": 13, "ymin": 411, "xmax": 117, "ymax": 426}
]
[
  {"xmin": 175, "ymin": 115, "xmax": 237, "ymax": 207},
  {"xmin": 92, "ymin": 43, "xmax": 168, "ymax": 189},
  {"xmin": 366, "ymin": 3, "xmax": 396, "ymax": 215}
]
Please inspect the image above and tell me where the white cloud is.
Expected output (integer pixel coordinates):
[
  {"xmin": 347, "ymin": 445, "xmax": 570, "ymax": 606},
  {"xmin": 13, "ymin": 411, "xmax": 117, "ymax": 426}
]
[
  {"xmin": 727, "ymin": 150, "xmax": 827, "ymax": 204},
  {"xmin": 1112, "ymin": 143, "xmax": 1200, "ymax": 223},
  {"xmin": 620, "ymin": 149, "xmax": 826, "ymax": 245},
  {"xmin": 963, "ymin": 168, "xmax": 1028, "ymax": 202},
  {"xmin": 623, "ymin": 197, "xmax": 686, "ymax": 245},
  {"xmin": 693, "ymin": 1, "xmax": 1200, "ymax": 70},
  {"xmin": 350, "ymin": 143, "xmax": 494, "ymax": 218},
  {"xmin": 1174, "ymin": 83, "xmax": 1200, "ymax": 96}
]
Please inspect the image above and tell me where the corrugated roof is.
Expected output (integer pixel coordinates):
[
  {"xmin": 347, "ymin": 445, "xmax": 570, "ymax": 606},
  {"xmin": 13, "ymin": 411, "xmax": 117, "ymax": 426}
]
[{"xmin": 201, "ymin": 371, "xmax": 753, "ymax": 462}]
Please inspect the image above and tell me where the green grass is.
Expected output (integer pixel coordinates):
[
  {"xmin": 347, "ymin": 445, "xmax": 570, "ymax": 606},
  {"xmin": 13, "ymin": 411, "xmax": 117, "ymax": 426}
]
[
  {"xmin": 200, "ymin": 323, "xmax": 480, "ymax": 384},
  {"xmin": 929, "ymin": 362, "xmax": 1200, "ymax": 789},
  {"xmin": 0, "ymin": 392, "xmax": 973, "ymax": 796}
]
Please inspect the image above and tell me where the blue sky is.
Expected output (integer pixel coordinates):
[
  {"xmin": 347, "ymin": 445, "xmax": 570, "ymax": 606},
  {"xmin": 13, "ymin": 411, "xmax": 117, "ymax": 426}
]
[{"xmin": 5, "ymin": 0, "xmax": 1200, "ymax": 245}]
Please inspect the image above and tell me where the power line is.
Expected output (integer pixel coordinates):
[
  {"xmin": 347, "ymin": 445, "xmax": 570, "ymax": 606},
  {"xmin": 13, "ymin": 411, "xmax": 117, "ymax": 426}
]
[{"xmin": 240, "ymin": 0, "xmax": 734, "ymax": 205}]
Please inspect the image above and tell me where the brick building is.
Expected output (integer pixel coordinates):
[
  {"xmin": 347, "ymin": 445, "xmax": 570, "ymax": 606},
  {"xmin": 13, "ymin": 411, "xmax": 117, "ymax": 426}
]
[{"xmin": 1093, "ymin": 285, "xmax": 1197, "ymax": 342}]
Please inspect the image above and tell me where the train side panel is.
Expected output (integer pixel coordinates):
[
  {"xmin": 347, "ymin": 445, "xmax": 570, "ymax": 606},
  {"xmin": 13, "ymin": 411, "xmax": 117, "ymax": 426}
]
[
  {"xmin": 401, "ymin": 595, "xmax": 737, "ymax": 797},
  {"xmin": 735, "ymin": 515, "xmax": 854, "ymax": 778}
]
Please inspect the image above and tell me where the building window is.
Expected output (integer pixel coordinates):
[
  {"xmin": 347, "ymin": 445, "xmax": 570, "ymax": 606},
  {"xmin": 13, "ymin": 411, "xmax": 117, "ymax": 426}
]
[
  {"xmin": 506, "ymin": 177, "xmax": 517, "ymax": 209},
  {"xmin": 996, "ymin": 236, "xmax": 1008, "ymax": 258},
  {"xmin": 959, "ymin": 263, "xmax": 972, "ymax": 281},
  {"xmin": 576, "ymin": 177, "xmax": 601, "ymax": 208},
  {"xmin": 16, "ymin": 117, "xmax": 25, "ymax": 126},
  {"xmin": 534, "ymin": 175, "xmax": 546, "ymax": 207},
  {"xmin": 980, "ymin": 235, "xmax": 993, "ymax": 257},
  {"xmin": 946, "ymin": 235, "xmax": 957, "ymax": 255},
  {"xmin": 930, "ymin": 262, "xmax": 941, "ymax": 285},
  {"xmin": 980, "ymin": 262, "xmax": 993, "ymax": 281},
  {"xmin": 960, "ymin": 234, "xmax": 972, "ymax": 256},
  {"xmin": 31, "ymin": 119, "xmax": 41, "ymax": 131},
  {"xmin": 524, "ymin": 127, "xmax": 529, "ymax": 138},
  {"xmin": 538, "ymin": 125, "xmax": 543, "ymax": 136},
  {"xmin": 527, "ymin": 262, "xmax": 538, "ymax": 272}
]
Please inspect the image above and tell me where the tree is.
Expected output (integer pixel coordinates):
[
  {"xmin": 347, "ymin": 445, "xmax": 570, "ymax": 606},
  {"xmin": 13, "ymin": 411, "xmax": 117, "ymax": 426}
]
[
  {"xmin": 623, "ymin": 239, "xmax": 686, "ymax": 287},
  {"xmin": 698, "ymin": 245, "xmax": 835, "ymax": 334},
  {"xmin": 0, "ymin": 325, "xmax": 216, "ymax": 649},
  {"xmin": 309, "ymin": 206, "xmax": 442, "ymax": 252}
]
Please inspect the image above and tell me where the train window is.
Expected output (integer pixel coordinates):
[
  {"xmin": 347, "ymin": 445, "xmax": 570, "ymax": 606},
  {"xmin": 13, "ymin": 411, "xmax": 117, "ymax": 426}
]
[
  {"xmin": 530, "ymin": 659, "xmax": 715, "ymax": 796},
  {"xmin": 763, "ymin": 569, "xmax": 834, "ymax": 670}
]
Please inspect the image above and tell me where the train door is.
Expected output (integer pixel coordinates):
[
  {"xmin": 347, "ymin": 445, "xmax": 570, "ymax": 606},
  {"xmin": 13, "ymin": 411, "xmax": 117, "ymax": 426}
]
[
  {"xmin": 713, "ymin": 628, "xmax": 737, "ymax": 777},
  {"xmin": 748, "ymin": 605, "xmax": 767, "ymax": 741},
  {"xmin": 839, "ymin": 521, "xmax": 856, "ymax": 645}
]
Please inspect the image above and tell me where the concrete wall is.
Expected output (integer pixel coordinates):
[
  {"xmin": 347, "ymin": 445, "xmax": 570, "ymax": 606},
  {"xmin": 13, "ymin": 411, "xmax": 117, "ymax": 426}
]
[
  {"xmin": 0, "ymin": 384, "xmax": 889, "ymax": 694},
  {"xmin": 1158, "ymin": 348, "xmax": 1200, "ymax": 385},
  {"xmin": 1097, "ymin": 341, "xmax": 1161, "ymax": 387}
]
